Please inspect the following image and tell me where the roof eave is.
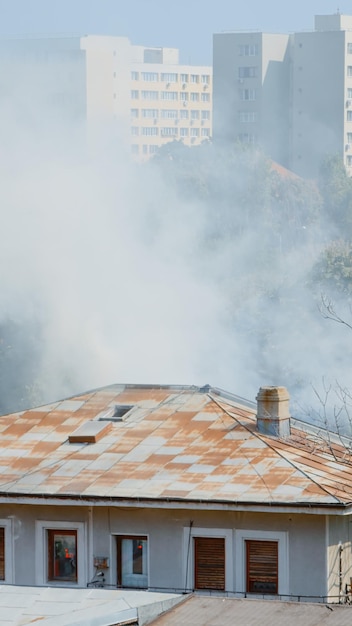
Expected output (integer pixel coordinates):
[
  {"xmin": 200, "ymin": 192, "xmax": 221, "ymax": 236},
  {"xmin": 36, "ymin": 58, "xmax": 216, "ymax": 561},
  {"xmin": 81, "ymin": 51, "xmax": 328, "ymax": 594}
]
[{"xmin": 1, "ymin": 492, "xmax": 351, "ymax": 515}]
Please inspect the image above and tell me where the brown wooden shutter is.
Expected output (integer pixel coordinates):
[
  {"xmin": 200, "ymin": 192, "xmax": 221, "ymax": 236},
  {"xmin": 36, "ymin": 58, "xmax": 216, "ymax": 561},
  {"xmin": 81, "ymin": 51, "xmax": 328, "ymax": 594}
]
[
  {"xmin": 194, "ymin": 536, "xmax": 225, "ymax": 590},
  {"xmin": 0, "ymin": 527, "xmax": 4, "ymax": 580},
  {"xmin": 246, "ymin": 540, "xmax": 278, "ymax": 594}
]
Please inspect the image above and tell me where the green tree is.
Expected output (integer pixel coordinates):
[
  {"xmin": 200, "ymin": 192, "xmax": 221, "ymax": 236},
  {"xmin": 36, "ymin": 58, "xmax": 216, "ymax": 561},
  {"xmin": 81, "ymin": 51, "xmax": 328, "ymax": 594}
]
[
  {"xmin": 313, "ymin": 239, "xmax": 352, "ymax": 298},
  {"xmin": 319, "ymin": 154, "xmax": 352, "ymax": 237}
]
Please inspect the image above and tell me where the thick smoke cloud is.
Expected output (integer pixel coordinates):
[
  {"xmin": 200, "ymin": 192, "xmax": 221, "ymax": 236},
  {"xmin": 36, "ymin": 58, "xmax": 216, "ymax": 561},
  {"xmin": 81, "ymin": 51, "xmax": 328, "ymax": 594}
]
[
  {"xmin": 0, "ymin": 55, "xmax": 351, "ymax": 421},
  {"xmin": 0, "ymin": 85, "xmax": 234, "ymax": 403}
]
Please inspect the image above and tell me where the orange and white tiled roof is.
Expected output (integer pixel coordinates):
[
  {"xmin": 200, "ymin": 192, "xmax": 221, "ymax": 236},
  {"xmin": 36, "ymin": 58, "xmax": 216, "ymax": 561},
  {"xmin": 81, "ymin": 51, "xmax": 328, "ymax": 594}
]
[{"xmin": 0, "ymin": 384, "xmax": 351, "ymax": 509}]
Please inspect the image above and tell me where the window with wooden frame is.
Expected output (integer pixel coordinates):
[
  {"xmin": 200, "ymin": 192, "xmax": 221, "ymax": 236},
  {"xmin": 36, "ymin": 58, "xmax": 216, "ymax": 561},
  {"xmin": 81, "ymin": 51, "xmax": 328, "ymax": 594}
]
[
  {"xmin": 246, "ymin": 539, "xmax": 278, "ymax": 594},
  {"xmin": 116, "ymin": 536, "xmax": 148, "ymax": 588},
  {"xmin": 47, "ymin": 529, "xmax": 77, "ymax": 582},
  {"xmin": 194, "ymin": 536, "xmax": 225, "ymax": 591},
  {"xmin": 0, "ymin": 528, "xmax": 4, "ymax": 580}
]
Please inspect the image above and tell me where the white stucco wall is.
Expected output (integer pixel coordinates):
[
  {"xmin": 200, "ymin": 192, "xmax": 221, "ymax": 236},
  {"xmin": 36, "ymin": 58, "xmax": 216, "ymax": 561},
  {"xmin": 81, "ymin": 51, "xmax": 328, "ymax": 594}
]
[{"xmin": 0, "ymin": 502, "xmax": 340, "ymax": 601}]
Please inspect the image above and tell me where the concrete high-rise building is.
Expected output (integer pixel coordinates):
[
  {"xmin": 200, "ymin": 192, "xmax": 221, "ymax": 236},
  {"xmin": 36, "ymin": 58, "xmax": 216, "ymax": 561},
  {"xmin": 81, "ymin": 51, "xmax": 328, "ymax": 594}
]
[
  {"xmin": 213, "ymin": 13, "xmax": 352, "ymax": 178},
  {"xmin": 0, "ymin": 35, "xmax": 212, "ymax": 158},
  {"xmin": 213, "ymin": 32, "xmax": 291, "ymax": 168},
  {"xmin": 291, "ymin": 13, "xmax": 352, "ymax": 177},
  {"xmin": 127, "ymin": 43, "xmax": 212, "ymax": 158}
]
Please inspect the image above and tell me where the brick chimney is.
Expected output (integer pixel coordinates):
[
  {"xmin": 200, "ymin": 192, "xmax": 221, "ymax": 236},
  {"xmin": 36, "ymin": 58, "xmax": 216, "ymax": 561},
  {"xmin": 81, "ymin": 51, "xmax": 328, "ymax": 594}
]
[{"xmin": 256, "ymin": 386, "xmax": 291, "ymax": 437}]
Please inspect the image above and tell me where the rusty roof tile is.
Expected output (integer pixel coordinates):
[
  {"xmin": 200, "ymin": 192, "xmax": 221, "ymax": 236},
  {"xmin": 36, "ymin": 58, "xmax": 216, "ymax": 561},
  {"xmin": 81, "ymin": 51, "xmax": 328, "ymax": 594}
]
[{"xmin": 0, "ymin": 384, "xmax": 351, "ymax": 506}]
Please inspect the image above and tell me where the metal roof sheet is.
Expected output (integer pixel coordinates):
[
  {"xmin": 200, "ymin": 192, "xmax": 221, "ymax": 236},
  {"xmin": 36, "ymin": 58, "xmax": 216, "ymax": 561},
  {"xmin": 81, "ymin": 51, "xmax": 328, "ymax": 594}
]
[
  {"xmin": 149, "ymin": 595, "xmax": 352, "ymax": 626},
  {"xmin": 0, "ymin": 384, "xmax": 352, "ymax": 507},
  {"xmin": 0, "ymin": 585, "xmax": 181, "ymax": 626}
]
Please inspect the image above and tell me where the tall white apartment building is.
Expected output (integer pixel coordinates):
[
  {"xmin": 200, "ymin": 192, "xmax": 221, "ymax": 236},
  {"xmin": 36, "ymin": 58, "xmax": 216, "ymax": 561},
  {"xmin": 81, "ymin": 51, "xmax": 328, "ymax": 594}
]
[
  {"xmin": 213, "ymin": 13, "xmax": 352, "ymax": 178},
  {"xmin": 128, "ymin": 46, "xmax": 212, "ymax": 158},
  {"xmin": 213, "ymin": 32, "xmax": 291, "ymax": 168},
  {"xmin": 291, "ymin": 13, "xmax": 352, "ymax": 177},
  {"xmin": 0, "ymin": 35, "xmax": 212, "ymax": 158}
]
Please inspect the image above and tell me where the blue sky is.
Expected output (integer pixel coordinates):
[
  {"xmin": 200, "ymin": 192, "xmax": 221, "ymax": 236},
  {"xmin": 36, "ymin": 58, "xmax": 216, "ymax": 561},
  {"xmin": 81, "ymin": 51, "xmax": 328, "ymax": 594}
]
[{"xmin": 1, "ymin": 0, "xmax": 351, "ymax": 64}]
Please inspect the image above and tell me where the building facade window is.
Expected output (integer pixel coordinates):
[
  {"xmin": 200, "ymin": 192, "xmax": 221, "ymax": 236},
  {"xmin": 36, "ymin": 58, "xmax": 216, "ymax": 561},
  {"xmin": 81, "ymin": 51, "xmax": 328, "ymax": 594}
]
[
  {"xmin": 190, "ymin": 92, "xmax": 200, "ymax": 102},
  {"xmin": 142, "ymin": 108, "xmax": 159, "ymax": 118},
  {"xmin": 246, "ymin": 540, "xmax": 278, "ymax": 594},
  {"xmin": 180, "ymin": 92, "xmax": 189, "ymax": 102},
  {"xmin": 180, "ymin": 109, "xmax": 189, "ymax": 118},
  {"xmin": 131, "ymin": 126, "xmax": 139, "ymax": 136},
  {"xmin": 190, "ymin": 74, "xmax": 199, "ymax": 83},
  {"xmin": 201, "ymin": 110, "xmax": 210, "ymax": 120},
  {"xmin": 239, "ymin": 111, "xmax": 258, "ymax": 123},
  {"xmin": 347, "ymin": 110, "xmax": 352, "ymax": 121},
  {"xmin": 201, "ymin": 74, "xmax": 210, "ymax": 84},
  {"xmin": 0, "ymin": 528, "xmax": 4, "ymax": 580},
  {"xmin": 131, "ymin": 109, "xmax": 139, "ymax": 118},
  {"xmin": 149, "ymin": 145, "xmax": 158, "ymax": 154},
  {"xmin": 348, "ymin": 66, "xmax": 352, "ymax": 77},
  {"xmin": 0, "ymin": 520, "xmax": 14, "ymax": 583},
  {"xmin": 161, "ymin": 73, "xmax": 178, "ymax": 82},
  {"xmin": 239, "ymin": 44, "xmax": 259, "ymax": 56},
  {"xmin": 183, "ymin": 527, "xmax": 233, "ymax": 593},
  {"xmin": 240, "ymin": 88, "xmax": 257, "ymax": 101},
  {"xmin": 131, "ymin": 90, "xmax": 139, "ymax": 99},
  {"xmin": 235, "ymin": 530, "xmax": 288, "ymax": 597},
  {"xmin": 190, "ymin": 127, "xmax": 200, "ymax": 137},
  {"xmin": 201, "ymin": 128, "xmax": 210, "ymax": 137},
  {"xmin": 142, "ymin": 127, "xmax": 159, "ymax": 136},
  {"xmin": 238, "ymin": 133, "xmax": 256, "ymax": 143},
  {"xmin": 347, "ymin": 132, "xmax": 352, "ymax": 143},
  {"xmin": 239, "ymin": 66, "xmax": 258, "ymax": 78},
  {"xmin": 141, "ymin": 90, "xmax": 158, "ymax": 100},
  {"xmin": 180, "ymin": 73, "xmax": 189, "ymax": 83},
  {"xmin": 161, "ymin": 127, "xmax": 178, "ymax": 136},
  {"xmin": 47, "ymin": 530, "xmax": 77, "ymax": 583},
  {"xmin": 201, "ymin": 93, "xmax": 210, "ymax": 102},
  {"xmin": 348, "ymin": 43, "xmax": 352, "ymax": 54},
  {"xmin": 191, "ymin": 110, "xmax": 200, "ymax": 120},
  {"xmin": 161, "ymin": 109, "xmax": 178, "ymax": 118},
  {"xmin": 116, "ymin": 536, "xmax": 148, "ymax": 588},
  {"xmin": 347, "ymin": 88, "xmax": 352, "ymax": 98},
  {"xmin": 35, "ymin": 521, "xmax": 85, "ymax": 587},
  {"xmin": 131, "ymin": 71, "xmax": 139, "ymax": 80},
  {"xmin": 141, "ymin": 72, "xmax": 159, "ymax": 81},
  {"xmin": 180, "ymin": 128, "xmax": 189, "ymax": 137},
  {"xmin": 161, "ymin": 91, "xmax": 178, "ymax": 100},
  {"xmin": 194, "ymin": 537, "xmax": 225, "ymax": 590}
]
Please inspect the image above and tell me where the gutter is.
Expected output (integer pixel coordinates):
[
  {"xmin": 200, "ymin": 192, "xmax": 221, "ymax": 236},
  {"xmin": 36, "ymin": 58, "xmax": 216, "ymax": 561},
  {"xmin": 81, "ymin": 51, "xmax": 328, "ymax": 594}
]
[{"xmin": 0, "ymin": 492, "xmax": 350, "ymax": 515}]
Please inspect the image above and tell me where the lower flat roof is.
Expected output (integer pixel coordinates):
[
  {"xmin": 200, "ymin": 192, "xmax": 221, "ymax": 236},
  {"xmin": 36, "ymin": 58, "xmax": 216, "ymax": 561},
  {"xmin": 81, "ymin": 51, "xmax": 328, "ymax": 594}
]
[
  {"xmin": 150, "ymin": 595, "xmax": 352, "ymax": 626},
  {"xmin": 0, "ymin": 585, "xmax": 182, "ymax": 626}
]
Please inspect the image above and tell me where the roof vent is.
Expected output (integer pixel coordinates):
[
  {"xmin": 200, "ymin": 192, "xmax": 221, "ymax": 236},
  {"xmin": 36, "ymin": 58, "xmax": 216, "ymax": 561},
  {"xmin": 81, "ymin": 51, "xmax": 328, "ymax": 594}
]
[
  {"xmin": 69, "ymin": 420, "xmax": 112, "ymax": 444},
  {"xmin": 99, "ymin": 404, "xmax": 134, "ymax": 422},
  {"xmin": 256, "ymin": 386, "xmax": 290, "ymax": 437}
]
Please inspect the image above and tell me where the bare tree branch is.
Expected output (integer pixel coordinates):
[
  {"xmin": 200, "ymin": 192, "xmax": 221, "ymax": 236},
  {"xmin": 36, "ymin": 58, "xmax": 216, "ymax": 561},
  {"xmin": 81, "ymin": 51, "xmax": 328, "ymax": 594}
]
[
  {"xmin": 302, "ymin": 380, "xmax": 352, "ymax": 463},
  {"xmin": 319, "ymin": 294, "xmax": 352, "ymax": 331}
]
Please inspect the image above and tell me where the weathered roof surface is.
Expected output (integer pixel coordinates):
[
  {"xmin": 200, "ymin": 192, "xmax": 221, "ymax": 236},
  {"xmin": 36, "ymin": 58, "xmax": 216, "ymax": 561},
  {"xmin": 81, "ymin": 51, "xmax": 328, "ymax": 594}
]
[
  {"xmin": 0, "ymin": 585, "xmax": 181, "ymax": 626},
  {"xmin": 1, "ymin": 384, "xmax": 352, "ymax": 507},
  {"xmin": 149, "ymin": 595, "xmax": 352, "ymax": 626},
  {"xmin": 270, "ymin": 160, "xmax": 302, "ymax": 180}
]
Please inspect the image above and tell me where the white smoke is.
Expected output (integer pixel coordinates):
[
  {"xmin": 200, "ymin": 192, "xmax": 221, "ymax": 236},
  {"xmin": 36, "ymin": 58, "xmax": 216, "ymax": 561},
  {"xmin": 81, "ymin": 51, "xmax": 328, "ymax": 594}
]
[{"xmin": 0, "ymin": 52, "xmax": 351, "ymax": 420}]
